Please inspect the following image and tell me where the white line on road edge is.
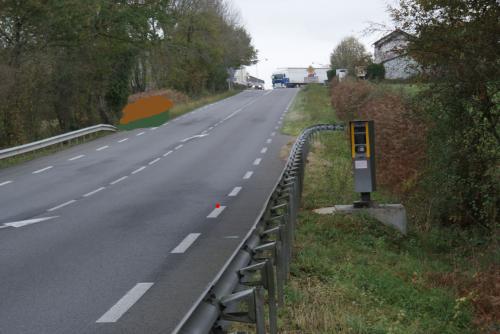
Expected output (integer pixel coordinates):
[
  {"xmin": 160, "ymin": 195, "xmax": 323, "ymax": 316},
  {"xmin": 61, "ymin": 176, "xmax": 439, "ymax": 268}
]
[
  {"xmin": 266, "ymin": 139, "xmax": 272, "ymax": 144},
  {"xmin": 150, "ymin": 127, "xmax": 158, "ymax": 131},
  {"xmin": 163, "ymin": 150, "xmax": 173, "ymax": 157},
  {"xmin": 271, "ymin": 132, "xmax": 276, "ymax": 136},
  {"xmin": 243, "ymin": 171, "xmax": 253, "ymax": 179},
  {"xmin": 33, "ymin": 166, "xmax": 53, "ymax": 174},
  {"xmin": 47, "ymin": 200, "xmax": 76, "ymax": 212},
  {"xmin": 96, "ymin": 145, "xmax": 109, "ymax": 151},
  {"xmin": 110, "ymin": 176, "xmax": 128, "ymax": 185},
  {"xmin": 148, "ymin": 158, "xmax": 161, "ymax": 165},
  {"xmin": 181, "ymin": 134, "xmax": 209, "ymax": 143},
  {"xmin": 132, "ymin": 166, "xmax": 146, "ymax": 174},
  {"xmin": 207, "ymin": 206, "xmax": 226, "ymax": 218},
  {"xmin": 68, "ymin": 154, "xmax": 85, "ymax": 161},
  {"xmin": 0, "ymin": 180, "xmax": 12, "ymax": 187},
  {"xmin": 253, "ymin": 158, "xmax": 262, "ymax": 166},
  {"xmin": 228, "ymin": 187, "xmax": 242, "ymax": 197},
  {"xmin": 83, "ymin": 187, "xmax": 106, "ymax": 198},
  {"xmin": 136, "ymin": 132, "xmax": 145, "ymax": 136},
  {"xmin": 96, "ymin": 283, "xmax": 154, "ymax": 323},
  {"xmin": 260, "ymin": 147, "xmax": 268, "ymax": 154},
  {"xmin": 1, "ymin": 216, "xmax": 58, "ymax": 228},
  {"xmin": 118, "ymin": 138, "xmax": 129, "ymax": 143},
  {"xmin": 171, "ymin": 233, "xmax": 201, "ymax": 254},
  {"xmin": 174, "ymin": 144, "xmax": 183, "ymax": 150}
]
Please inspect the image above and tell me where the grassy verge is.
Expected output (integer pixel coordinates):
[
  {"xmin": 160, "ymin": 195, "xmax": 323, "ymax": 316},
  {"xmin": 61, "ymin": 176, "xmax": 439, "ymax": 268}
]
[
  {"xmin": 273, "ymin": 84, "xmax": 485, "ymax": 333},
  {"xmin": 118, "ymin": 89, "xmax": 241, "ymax": 130}
]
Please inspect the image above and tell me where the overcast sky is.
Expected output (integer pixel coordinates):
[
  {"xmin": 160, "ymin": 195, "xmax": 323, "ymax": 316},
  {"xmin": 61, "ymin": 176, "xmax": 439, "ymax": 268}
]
[{"xmin": 230, "ymin": 0, "xmax": 396, "ymax": 88}]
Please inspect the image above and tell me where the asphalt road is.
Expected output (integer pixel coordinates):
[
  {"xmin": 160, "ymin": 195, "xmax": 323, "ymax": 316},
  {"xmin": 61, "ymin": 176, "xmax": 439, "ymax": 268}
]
[{"xmin": 0, "ymin": 88, "xmax": 298, "ymax": 334}]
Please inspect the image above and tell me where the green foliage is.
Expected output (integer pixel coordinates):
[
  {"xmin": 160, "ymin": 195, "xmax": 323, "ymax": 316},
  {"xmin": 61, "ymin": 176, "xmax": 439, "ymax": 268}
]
[
  {"xmin": 330, "ymin": 36, "xmax": 372, "ymax": 76},
  {"xmin": 327, "ymin": 69, "xmax": 336, "ymax": 82},
  {"xmin": 366, "ymin": 63, "xmax": 385, "ymax": 80},
  {"xmin": 391, "ymin": 0, "xmax": 499, "ymax": 227}
]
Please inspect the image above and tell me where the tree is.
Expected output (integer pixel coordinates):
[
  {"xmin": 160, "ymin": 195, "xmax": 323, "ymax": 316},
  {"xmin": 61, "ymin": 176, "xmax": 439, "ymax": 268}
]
[
  {"xmin": 391, "ymin": 0, "xmax": 499, "ymax": 226},
  {"xmin": 330, "ymin": 36, "xmax": 371, "ymax": 75}
]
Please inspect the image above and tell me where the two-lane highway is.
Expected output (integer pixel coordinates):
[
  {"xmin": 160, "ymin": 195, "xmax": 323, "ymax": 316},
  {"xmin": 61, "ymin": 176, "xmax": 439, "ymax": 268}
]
[{"xmin": 0, "ymin": 88, "xmax": 298, "ymax": 333}]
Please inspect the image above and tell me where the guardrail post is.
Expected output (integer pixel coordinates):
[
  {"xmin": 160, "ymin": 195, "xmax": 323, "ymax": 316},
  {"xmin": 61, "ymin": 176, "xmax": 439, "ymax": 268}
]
[{"xmin": 220, "ymin": 288, "xmax": 266, "ymax": 334}]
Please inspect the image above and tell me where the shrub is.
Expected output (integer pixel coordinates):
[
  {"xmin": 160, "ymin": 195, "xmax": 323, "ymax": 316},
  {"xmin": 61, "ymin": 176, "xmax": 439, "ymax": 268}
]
[{"xmin": 366, "ymin": 63, "xmax": 385, "ymax": 81}]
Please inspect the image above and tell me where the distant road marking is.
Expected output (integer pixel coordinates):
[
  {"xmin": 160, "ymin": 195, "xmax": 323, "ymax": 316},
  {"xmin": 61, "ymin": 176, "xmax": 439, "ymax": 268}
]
[
  {"xmin": 96, "ymin": 283, "xmax": 154, "ymax": 323},
  {"xmin": 228, "ymin": 187, "xmax": 242, "ymax": 197},
  {"xmin": 96, "ymin": 145, "xmax": 109, "ymax": 151},
  {"xmin": 110, "ymin": 176, "xmax": 128, "ymax": 185},
  {"xmin": 207, "ymin": 206, "xmax": 226, "ymax": 218},
  {"xmin": 260, "ymin": 147, "xmax": 268, "ymax": 154},
  {"xmin": 83, "ymin": 187, "xmax": 105, "ymax": 198},
  {"xmin": 150, "ymin": 127, "xmax": 158, "ymax": 131},
  {"xmin": 243, "ymin": 171, "xmax": 253, "ymax": 179},
  {"xmin": 171, "ymin": 233, "xmax": 201, "ymax": 254},
  {"xmin": 278, "ymin": 121, "xmax": 282, "ymax": 125},
  {"xmin": 132, "ymin": 166, "xmax": 146, "ymax": 174},
  {"xmin": 174, "ymin": 144, "xmax": 183, "ymax": 150},
  {"xmin": 148, "ymin": 158, "xmax": 161, "ymax": 165},
  {"xmin": 266, "ymin": 139, "xmax": 272, "ymax": 144},
  {"xmin": 224, "ymin": 235, "xmax": 240, "ymax": 239},
  {"xmin": 118, "ymin": 138, "xmax": 129, "ymax": 143},
  {"xmin": 68, "ymin": 154, "xmax": 85, "ymax": 161},
  {"xmin": 1, "ymin": 216, "xmax": 58, "ymax": 229},
  {"xmin": 33, "ymin": 166, "xmax": 53, "ymax": 174},
  {"xmin": 136, "ymin": 132, "xmax": 145, "ymax": 136},
  {"xmin": 275, "ymin": 126, "xmax": 279, "ymax": 130},
  {"xmin": 163, "ymin": 150, "xmax": 173, "ymax": 157},
  {"xmin": 253, "ymin": 158, "xmax": 262, "ymax": 166},
  {"xmin": 48, "ymin": 200, "xmax": 76, "ymax": 212},
  {"xmin": 271, "ymin": 132, "xmax": 276, "ymax": 136},
  {"xmin": 181, "ymin": 134, "xmax": 209, "ymax": 142},
  {"xmin": 0, "ymin": 181, "xmax": 13, "ymax": 187}
]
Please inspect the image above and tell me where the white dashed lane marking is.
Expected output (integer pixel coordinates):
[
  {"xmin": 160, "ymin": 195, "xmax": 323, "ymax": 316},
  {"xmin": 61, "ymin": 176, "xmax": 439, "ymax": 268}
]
[
  {"xmin": 207, "ymin": 206, "xmax": 226, "ymax": 218},
  {"xmin": 260, "ymin": 147, "xmax": 268, "ymax": 154},
  {"xmin": 253, "ymin": 158, "xmax": 262, "ymax": 166},
  {"xmin": 266, "ymin": 139, "xmax": 272, "ymax": 144},
  {"xmin": 163, "ymin": 150, "xmax": 173, "ymax": 157},
  {"xmin": 148, "ymin": 158, "xmax": 161, "ymax": 165},
  {"xmin": 174, "ymin": 144, "xmax": 183, "ymax": 150},
  {"xmin": 118, "ymin": 138, "xmax": 129, "ymax": 143},
  {"xmin": 96, "ymin": 283, "xmax": 154, "ymax": 323},
  {"xmin": 0, "ymin": 216, "xmax": 58, "ymax": 229},
  {"xmin": 68, "ymin": 155, "xmax": 85, "ymax": 161},
  {"xmin": 96, "ymin": 145, "xmax": 109, "ymax": 151},
  {"xmin": 243, "ymin": 171, "xmax": 253, "ymax": 179},
  {"xmin": 33, "ymin": 166, "xmax": 53, "ymax": 174},
  {"xmin": 0, "ymin": 180, "xmax": 12, "ymax": 187},
  {"xmin": 271, "ymin": 132, "xmax": 276, "ymax": 136},
  {"xmin": 110, "ymin": 176, "xmax": 128, "ymax": 185},
  {"xmin": 171, "ymin": 233, "xmax": 201, "ymax": 254},
  {"xmin": 228, "ymin": 187, "xmax": 242, "ymax": 197},
  {"xmin": 132, "ymin": 166, "xmax": 146, "ymax": 175},
  {"xmin": 47, "ymin": 200, "xmax": 76, "ymax": 212},
  {"xmin": 136, "ymin": 132, "xmax": 145, "ymax": 136},
  {"xmin": 83, "ymin": 187, "xmax": 105, "ymax": 198}
]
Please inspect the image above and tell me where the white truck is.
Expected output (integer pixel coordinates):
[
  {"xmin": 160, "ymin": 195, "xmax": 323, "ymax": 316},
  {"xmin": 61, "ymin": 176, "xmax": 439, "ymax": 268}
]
[{"xmin": 272, "ymin": 67, "xmax": 329, "ymax": 88}]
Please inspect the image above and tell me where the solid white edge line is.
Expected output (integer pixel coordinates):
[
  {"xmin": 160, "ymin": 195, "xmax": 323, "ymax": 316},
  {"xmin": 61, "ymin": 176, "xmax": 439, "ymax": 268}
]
[
  {"xmin": 228, "ymin": 186, "xmax": 242, "ymax": 197},
  {"xmin": 96, "ymin": 146, "xmax": 109, "ymax": 151},
  {"xmin": 33, "ymin": 166, "xmax": 53, "ymax": 174},
  {"xmin": 118, "ymin": 138, "xmax": 129, "ymax": 143},
  {"xmin": 148, "ymin": 158, "xmax": 161, "ymax": 165},
  {"xmin": 163, "ymin": 150, "xmax": 173, "ymax": 157},
  {"xmin": 83, "ymin": 187, "xmax": 105, "ymax": 198},
  {"xmin": 207, "ymin": 206, "xmax": 226, "ymax": 218},
  {"xmin": 253, "ymin": 158, "xmax": 262, "ymax": 166},
  {"xmin": 243, "ymin": 171, "xmax": 253, "ymax": 179},
  {"xmin": 96, "ymin": 283, "xmax": 154, "ymax": 323},
  {"xmin": 171, "ymin": 233, "xmax": 201, "ymax": 254},
  {"xmin": 260, "ymin": 147, "xmax": 268, "ymax": 154},
  {"xmin": 69, "ymin": 154, "xmax": 85, "ymax": 161},
  {"xmin": 47, "ymin": 200, "xmax": 76, "ymax": 212},
  {"xmin": 110, "ymin": 176, "xmax": 128, "ymax": 185},
  {"xmin": 131, "ymin": 166, "xmax": 146, "ymax": 174},
  {"xmin": 0, "ymin": 180, "xmax": 13, "ymax": 187}
]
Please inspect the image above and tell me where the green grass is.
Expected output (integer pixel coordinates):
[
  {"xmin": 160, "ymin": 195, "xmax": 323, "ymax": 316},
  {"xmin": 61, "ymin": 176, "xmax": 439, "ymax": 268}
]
[
  {"xmin": 117, "ymin": 89, "xmax": 241, "ymax": 131},
  {"xmin": 275, "ymin": 84, "xmax": 480, "ymax": 333}
]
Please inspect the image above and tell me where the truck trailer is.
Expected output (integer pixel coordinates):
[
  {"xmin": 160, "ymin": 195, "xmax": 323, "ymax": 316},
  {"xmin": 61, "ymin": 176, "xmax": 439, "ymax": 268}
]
[{"xmin": 272, "ymin": 67, "xmax": 329, "ymax": 88}]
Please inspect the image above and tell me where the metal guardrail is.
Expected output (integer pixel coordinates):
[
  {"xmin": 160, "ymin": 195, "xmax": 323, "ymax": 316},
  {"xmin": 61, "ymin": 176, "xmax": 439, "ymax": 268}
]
[
  {"xmin": 174, "ymin": 123, "xmax": 345, "ymax": 334},
  {"xmin": 0, "ymin": 124, "xmax": 117, "ymax": 160}
]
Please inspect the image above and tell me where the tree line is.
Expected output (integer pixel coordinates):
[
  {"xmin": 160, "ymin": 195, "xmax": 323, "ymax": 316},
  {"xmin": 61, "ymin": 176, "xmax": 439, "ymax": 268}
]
[{"xmin": 0, "ymin": 0, "xmax": 256, "ymax": 148}]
